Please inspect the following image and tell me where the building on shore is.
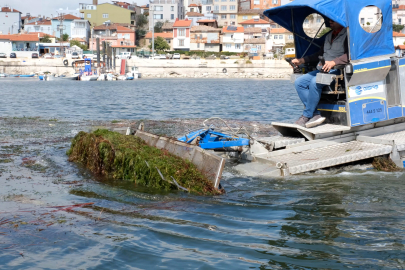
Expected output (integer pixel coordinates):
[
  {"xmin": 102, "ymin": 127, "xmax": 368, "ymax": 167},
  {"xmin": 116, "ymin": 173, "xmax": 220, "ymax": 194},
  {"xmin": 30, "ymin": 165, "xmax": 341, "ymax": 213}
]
[
  {"xmin": 143, "ymin": 32, "xmax": 174, "ymax": 51},
  {"xmin": 51, "ymin": 14, "xmax": 90, "ymax": 44},
  {"xmin": 89, "ymin": 23, "xmax": 136, "ymax": 52},
  {"xmin": 173, "ymin": 18, "xmax": 192, "ymax": 51},
  {"xmin": 0, "ymin": 6, "xmax": 22, "ymax": 35},
  {"xmin": 0, "ymin": 34, "xmax": 39, "ymax": 57},
  {"xmin": 221, "ymin": 26, "xmax": 244, "ymax": 53},
  {"xmin": 237, "ymin": 9, "xmax": 267, "ymax": 25},
  {"xmin": 190, "ymin": 25, "xmax": 221, "ymax": 52},
  {"xmin": 25, "ymin": 20, "xmax": 53, "ymax": 36},
  {"xmin": 213, "ymin": 0, "xmax": 238, "ymax": 27},
  {"xmin": 239, "ymin": 17, "xmax": 270, "ymax": 29}
]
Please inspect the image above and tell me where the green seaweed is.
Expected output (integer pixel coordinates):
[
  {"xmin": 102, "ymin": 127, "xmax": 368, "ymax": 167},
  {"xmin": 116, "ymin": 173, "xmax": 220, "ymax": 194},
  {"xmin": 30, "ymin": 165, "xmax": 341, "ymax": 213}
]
[{"xmin": 67, "ymin": 129, "xmax": 222, "ymax": 195}]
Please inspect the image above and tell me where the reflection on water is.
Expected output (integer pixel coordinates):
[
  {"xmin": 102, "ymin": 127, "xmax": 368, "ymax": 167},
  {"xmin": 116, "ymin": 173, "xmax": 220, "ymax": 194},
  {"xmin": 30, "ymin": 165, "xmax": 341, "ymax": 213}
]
[{"xmin": 0, "ymin": 79, "xmax": 404, "ymax": 269}]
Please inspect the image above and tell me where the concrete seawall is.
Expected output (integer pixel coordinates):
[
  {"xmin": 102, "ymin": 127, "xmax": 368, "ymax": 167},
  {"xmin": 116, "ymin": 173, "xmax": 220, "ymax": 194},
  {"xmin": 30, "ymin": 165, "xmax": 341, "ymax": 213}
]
[{"xmin": 0, "ymin": 58, "xmax": 292, "ymax": 79}]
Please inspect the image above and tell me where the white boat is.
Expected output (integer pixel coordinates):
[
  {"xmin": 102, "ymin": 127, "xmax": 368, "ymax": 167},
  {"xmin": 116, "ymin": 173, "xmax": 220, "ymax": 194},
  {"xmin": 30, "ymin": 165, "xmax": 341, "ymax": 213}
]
[
  {"xmin": 127, "ymin": 66, "xmax": 141, "ymax": 79},
  {"xmin": 97, "ymin": 74, "xmax": 106, "ymax": 81},
  {"xmin": 106, "ymin": 74, "xmax": 114, "ymax": 81},
  {"xmin": 0, "ymin": 73, "xmax": 7, "ymax": 77},
  {"xmin": 80, "ymin": 75, "xmax": 98, "ymax": 81},
  {"xmin": 117, "ymin": 75, "xmax": 127, "ymax": 81}
]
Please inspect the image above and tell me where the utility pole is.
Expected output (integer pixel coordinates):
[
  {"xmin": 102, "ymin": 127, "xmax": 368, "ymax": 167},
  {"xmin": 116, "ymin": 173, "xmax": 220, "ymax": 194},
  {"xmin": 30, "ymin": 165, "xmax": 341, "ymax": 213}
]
[
  {"xmin": 57, "ymin": 13, "xmax": 66, "ymax": 56},
  {"xmin": 150, "ymin": 0, "xmax": 154, "ymax": 59}
]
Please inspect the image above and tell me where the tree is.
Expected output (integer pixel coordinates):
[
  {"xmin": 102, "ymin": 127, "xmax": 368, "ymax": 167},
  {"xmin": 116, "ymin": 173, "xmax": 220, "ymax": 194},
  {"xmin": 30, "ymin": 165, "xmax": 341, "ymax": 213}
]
[
  {"xmin": 148, "ymin": 36, "xmax": 170, "ymax": 51},
  {"xmin": 393, "ymin": 24, "xmax": 405, "ymax": 33},
  {"xmin": 136, "ymin": 14, "xmax": 148, "ymax": 29},
  {"xmin": 154, "ymin": 21, "xmax": 164, "ymax": 33},
  {"xmin": 317, "ymin": 27, "xmax": 331, "ymax": 38},
  {"xmin": 70, "ymin": 40, "xmax": 88, "ymax": 50},
  {"xmin": 62, "ymin": 33, "xmax": 69, "ymax": 41},
  {"xmin": 41, "ymin": 34, "xmax": 52, "ymax": 43},
  {"xmin": 135, "ymin": 28, "xmax": 146, "ymax": 46}
]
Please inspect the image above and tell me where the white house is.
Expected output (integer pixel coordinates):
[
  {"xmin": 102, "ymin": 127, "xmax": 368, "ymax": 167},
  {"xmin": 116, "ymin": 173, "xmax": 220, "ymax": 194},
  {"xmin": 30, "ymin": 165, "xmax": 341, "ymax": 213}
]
[
  {"xmin": 173, "ymin": 18, "xmax": 192, "ymax": 51},
  {"xmin": 25, "ymin": 20, "xmax": 53, "ymax": 36},
  {"xmin": 239, "ymin": 17, "xmax": 269, "ymax": 29},
  {"xmin": 0, "ymin": 33, "xmax": 40, "ymax": 57},
  {"xmin": 393, "ymin": 31, "xmax": 405, "ymax": 46},
  {"xmin": 0, "ymin": 6, "xmax": 21, "ymax": 35},
  {"xmin": 221, "ymin": 26, "xmax": 244, "ymax": 53}
]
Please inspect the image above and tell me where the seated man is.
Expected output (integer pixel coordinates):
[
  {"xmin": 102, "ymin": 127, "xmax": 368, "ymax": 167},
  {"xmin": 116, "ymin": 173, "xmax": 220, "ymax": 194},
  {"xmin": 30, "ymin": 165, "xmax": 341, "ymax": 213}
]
[{"xmin": 292, "ymin": 19, "xmax": 349, "ymax": 128}]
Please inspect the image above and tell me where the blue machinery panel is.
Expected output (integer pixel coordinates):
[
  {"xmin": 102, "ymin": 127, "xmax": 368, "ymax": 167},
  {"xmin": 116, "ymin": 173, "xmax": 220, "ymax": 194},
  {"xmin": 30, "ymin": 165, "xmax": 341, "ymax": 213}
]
[
  {"xmin": 388, "ymin": 106, "xmax": 403, "ymax": 120},
  {"xmin": 349, "ymin": 98, "xmax": 387, "ymax": 127},
  {"xmin": 352, "ymin": 59, "xmax": 391, "ymax": 74},
  {"xmin": 178, "ymin": 129, "xmax": 250, "ymax": 150}
]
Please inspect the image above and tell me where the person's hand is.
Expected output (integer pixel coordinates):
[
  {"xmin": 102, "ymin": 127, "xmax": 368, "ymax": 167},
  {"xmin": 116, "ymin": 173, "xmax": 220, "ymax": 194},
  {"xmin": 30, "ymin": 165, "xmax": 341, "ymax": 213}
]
[
  {"xmin": 322, "ymin": 61, "xmax": 336, "ymax": 72},
  {"xmin": 291, "ymin": 58, "xmax": 305, "ymax": 66}
]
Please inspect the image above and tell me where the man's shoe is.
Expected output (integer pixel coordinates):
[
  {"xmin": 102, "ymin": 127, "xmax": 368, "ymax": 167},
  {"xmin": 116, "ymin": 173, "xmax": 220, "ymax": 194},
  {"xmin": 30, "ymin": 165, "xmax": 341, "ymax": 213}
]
[
  {"xmin": 294, "ymin": 116, "xmax": 309, "ymax": 127},
  {"xmin": 306, "ymin": 115, "xmax": 326, "ymax": 128}
]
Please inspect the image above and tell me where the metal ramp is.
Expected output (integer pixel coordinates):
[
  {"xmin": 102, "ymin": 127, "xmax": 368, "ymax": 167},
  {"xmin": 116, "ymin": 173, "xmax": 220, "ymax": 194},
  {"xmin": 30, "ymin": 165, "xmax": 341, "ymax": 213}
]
[{"xmin": 271, "ymin": 122, "xmax": 351, "ymax": 140}]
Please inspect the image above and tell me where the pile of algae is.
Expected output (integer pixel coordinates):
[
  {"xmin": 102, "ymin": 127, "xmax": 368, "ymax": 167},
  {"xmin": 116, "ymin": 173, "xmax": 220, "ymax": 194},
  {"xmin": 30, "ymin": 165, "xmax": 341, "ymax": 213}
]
[{"xmin": 67, "ymin": 129, "xmax": 222, "ymax": 195}]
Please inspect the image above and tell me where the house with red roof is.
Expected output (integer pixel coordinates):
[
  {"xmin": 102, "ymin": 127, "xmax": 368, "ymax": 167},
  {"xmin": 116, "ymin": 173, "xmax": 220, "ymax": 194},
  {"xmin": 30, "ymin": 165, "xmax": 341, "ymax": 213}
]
[
  {"xmin": 221, "ymin": 26, "xmax": 244, "ymax": 53},
  {"xmin": 239, "ymin": 17, "xmax": 270, "ymax": 29},
  {"xmin": 144, "ymin": 32, "xmax": 174, "ymax": 51},
  {"xmin": 0, "ymin": 6, "xmax": 22, "ymax": 35},
  {"xmin": 393, "ymin": 31, "xmax": 405, "ymax": 46},
  {"xmin": 51, "ymin": 14, "xmax": 90, "ymax": 43},
  {"xmin": 0, "ymin": 33, "xmax": 40, "ymax": 57},
  {"xmin": 90, "ymin": 23, "xmax": 136, "ymax": 53},
  {"xmin": 173, "ymin": 18, "xmax": 192, "ymax": 51}
]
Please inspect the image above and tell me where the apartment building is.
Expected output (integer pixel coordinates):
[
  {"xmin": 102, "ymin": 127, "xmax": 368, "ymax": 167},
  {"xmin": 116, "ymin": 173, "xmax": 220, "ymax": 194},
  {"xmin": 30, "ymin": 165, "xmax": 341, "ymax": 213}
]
[
  {"xmin": 239, "ymin": 17, "xmax": 270, "ymax": 29},
  {"xmin": 149, "ymin": 0, "xmax": 185, "ymax": 30},
  {"xmin": 79, "ymin": 1, "xmax": 136, "ymax": 26},
  {"xmin": 213, "ymin": 0, "xmax": 238, "ymax": 27},
  {"xmin": 0, "ymin": 6, "xmax": 21, "ymax": 35},
  {"xmin": 237, "ymin": 9, "xmax": 266, "ymax": 25},
  {"xmin": 25, "ymin": 20, "xmax": 53, "ymax": 36}
]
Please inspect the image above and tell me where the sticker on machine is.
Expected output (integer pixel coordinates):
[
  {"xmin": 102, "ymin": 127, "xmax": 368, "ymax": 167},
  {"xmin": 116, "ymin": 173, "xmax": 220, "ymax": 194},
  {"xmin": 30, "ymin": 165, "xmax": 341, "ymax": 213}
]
[{"xmin": 348, "ymin": 80, "xmax": 385, "ymax": 97}]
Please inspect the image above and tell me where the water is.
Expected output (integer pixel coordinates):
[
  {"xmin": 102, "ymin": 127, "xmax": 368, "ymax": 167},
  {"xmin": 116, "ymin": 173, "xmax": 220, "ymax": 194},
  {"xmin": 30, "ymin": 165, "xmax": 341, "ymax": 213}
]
[{"xmin": 1, "ymin": 78, "xmax": 405, "ymax": 269}]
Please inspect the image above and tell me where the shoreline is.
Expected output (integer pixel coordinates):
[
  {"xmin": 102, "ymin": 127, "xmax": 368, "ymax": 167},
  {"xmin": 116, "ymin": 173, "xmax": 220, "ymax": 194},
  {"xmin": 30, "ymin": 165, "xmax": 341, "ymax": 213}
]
[{"xmin": 0, "ymin": 58, "xmax": 293, "ymax": 79}]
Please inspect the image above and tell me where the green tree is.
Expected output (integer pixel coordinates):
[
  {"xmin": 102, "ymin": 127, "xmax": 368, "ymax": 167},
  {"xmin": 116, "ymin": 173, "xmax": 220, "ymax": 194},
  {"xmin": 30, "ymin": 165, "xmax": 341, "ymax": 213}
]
[
  {"xmin": 135, "ymin": 28, "xmax": 146, "ymax": 46},
  {"xmin": 393, "ymin": 24, "xmax": 405, "ymax": 33},
  {"xmin": 136, "ymin": 14, "xmax": 148, "ymax": 29},
  {"xmin": 148, "ymin": 36, "xmax": 170, "ymax": 51},
  {"xmin": 70, "ymin": 40, "xmax": 88, "ymax": 50},
  {"xmin": 317, "ymin": 27, "xmax": 331, "ymax": 38},
  {"xmin": 62, "ymin": 33, "xmax": 69, "ymax": 41},
  {"xmin": 41, "ymin": 34, "xmax": 52, "ymax": 43},
  {"xmin": 154, "ymin": 21, "xmax": 164, "ymax": 33}
]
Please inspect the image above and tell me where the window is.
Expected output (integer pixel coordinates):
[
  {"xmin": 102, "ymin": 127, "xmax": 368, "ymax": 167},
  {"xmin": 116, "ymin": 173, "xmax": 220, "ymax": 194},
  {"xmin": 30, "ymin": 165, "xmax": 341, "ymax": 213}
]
[
  {"xmin": 195, "ymin": 34, "xmax": 198, "ymax": 39},
  {"xmin": 243, "ymin": 16, "xmax": 248, "ymax": 20},
  {"xmin": 221, "ymin": 14, "xmax": 227, "ymax": 19},
  {"xmin": 179, "ymin": 39, "xmax": 184, "ymax": 46},
  {"xmin": 166, "ymin": 39, "xmax": 171, "ymax": 43},
  {"xmin": 102, "ymin": 13, "xmax": 109, "ymax": 18},
  {"xmin": 155, "ymin": 6, "xmax": 163, "ymax": 11},
  {"xmin": 178, "ymin": 29, "xmax": 185, "ymax": 36},
  {"xmin": 214, "ymin": 5, "xmax": 219, "ymax": 10},
  {"xmin": 316, "ymin": 17, "xmax": 321, "ymax": 23},
  {"xmin": 230, "ymin": 35, "xmax": 233, "ymax": 38},
  {"xmin": 118, "ymin": 33, "xmax": 122, "ymax": 38},
  {"xmin": 171, "ymin": 6, "xmax": 174, "ymax": 11},
  {"xmin": 87, "ymin": 13, "xmax": 91, "ymax": 18},
  {"xmin": 154, "ymin": 14, "xmax": 163, "ymax": 19},
  {"xmin": 215, "ymin": 0, "xmax": 219, "ymax": 2},
  {"xmin": 124, "ymin": 34, "xmax": 130, "ymax": 39},
  {"xmin": 279, "ymin": 35, "xmax": 282, "ymax": 39},
  {"xmin": 304, "ymin": 19, "xmax": 309, "ymax": 24},
  {"xmin": 221, "ymin": 0, "xmax": 226, "ymax": 2},
  {"xmin": 197, "ymin": 43, "xmax": 200, "ymax": 48},
  {"xmin": 190, "ymin": 8, "xmax": 194, "ymax": 12},
  {"xmin": 206, "ymin": 6, "xmax": 211, "ymax": 11},
  {"xmin": 360, "ymin": 18, "xmax": 364, "ymax": 24},
  {"xmin": 230, "ymin": 14, "xmax": 235, "ymax": 19},
  {"xmin": 288, "ymin": 35, "xmax": 293, "ymax": 39},
  {"xmin": 226, "ymin": 43, "xmax": 231, "ymax": 49},
  {"xmin": 235, "ymin": 44, "xmax": 240, "ymax": 49},
  {"xmin": 274, "ymin": 35, "xmax": 278, "ymax": 39},
  {"xmin": 221, "ymin": 5, "xmax": 227, "ymax": 10},
  {"xmin": 254, "ymin": 0, "xmax": 259, "ymax": 4},
  {"xmin": 272, "ymin": 0, "xmax": 277, "ymax": 3},
  {"xmin": 230, "ymin": 5, "xmax": 235, "ymax": 10},
  {"xmin": 171, "ymin": 14, "xmax": 174, "ymax": 19},
  {"xmin": 200, "ymin": 34, "xmax": 202, "ymax": 39},
  {"xmin": 400, "ymin": 18, "xmax": 402, "ymax": 24},
  {"xmin": 257, "ymin": 45, "xmax": 261, "ymax": 50}
]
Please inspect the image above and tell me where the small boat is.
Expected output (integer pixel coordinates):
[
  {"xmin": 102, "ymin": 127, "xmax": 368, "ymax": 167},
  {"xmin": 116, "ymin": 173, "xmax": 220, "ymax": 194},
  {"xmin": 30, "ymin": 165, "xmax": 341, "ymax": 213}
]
[
  {"xmin": 126, "ymin": 76, "xmax": 134, "ymax": 80},
  {"xmin": 9, "ymin": 74, "xmax": 20, "ymax": 77},
  {"xmin": 127, "ymin": 66, "xmax": 141, "ymax": 79},
  {"xmin": 80, "ymin": 75, "xmax": 98, "ymax": 81},
  {"xmin": 20, "ymin": 74, "xmax": 35, "ymax": 78},
  {"xmin": 0, "ymin": 73, "xmax": 7, "ymax": 77},
  {"xmin": 117, "ymin": 75, "xmax": 127, "ymax": 81}
]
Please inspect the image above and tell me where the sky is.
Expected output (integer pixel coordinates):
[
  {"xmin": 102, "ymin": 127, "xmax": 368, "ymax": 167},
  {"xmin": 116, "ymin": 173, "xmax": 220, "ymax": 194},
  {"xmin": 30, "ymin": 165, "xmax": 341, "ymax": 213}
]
[{"xmin": 0, "ymin": 0, "xmax": 289, "ymax": 18}]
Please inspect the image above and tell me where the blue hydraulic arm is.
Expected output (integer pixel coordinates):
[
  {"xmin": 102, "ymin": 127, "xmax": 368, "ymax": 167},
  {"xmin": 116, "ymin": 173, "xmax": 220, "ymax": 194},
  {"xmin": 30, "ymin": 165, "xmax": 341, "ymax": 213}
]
[{"xmin": 178, "ymin": 128, "xmax": 250, "ymax": 150}]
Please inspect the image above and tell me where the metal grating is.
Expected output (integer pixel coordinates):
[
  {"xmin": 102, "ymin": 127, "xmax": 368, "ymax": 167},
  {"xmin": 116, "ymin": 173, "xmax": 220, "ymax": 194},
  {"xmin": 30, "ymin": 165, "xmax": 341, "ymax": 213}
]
[
  {"xmin": 375, "ymin": 130, "xmax": 405, "ymax": 151},
  {"xmin": 267, "ymin": 141, "xmax": 392, "ymax": 174},
  {"xmin": 256, "ymin": 136, "xmax": 305, "ymax": 149}
]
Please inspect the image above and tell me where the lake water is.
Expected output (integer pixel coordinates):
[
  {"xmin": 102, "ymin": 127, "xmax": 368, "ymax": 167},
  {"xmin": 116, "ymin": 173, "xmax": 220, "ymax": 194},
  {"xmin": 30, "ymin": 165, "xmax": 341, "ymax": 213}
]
[{"xmin": 0, "ymin": 78, "xmax": 405, "ymax": 269}]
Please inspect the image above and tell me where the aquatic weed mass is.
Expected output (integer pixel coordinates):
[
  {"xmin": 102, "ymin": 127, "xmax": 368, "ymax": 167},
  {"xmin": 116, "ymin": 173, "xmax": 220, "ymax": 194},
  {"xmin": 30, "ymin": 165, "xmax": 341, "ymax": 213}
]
[{"xmin": 67, "ymin": 129, "xmax": 222, "ymax": 195}]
